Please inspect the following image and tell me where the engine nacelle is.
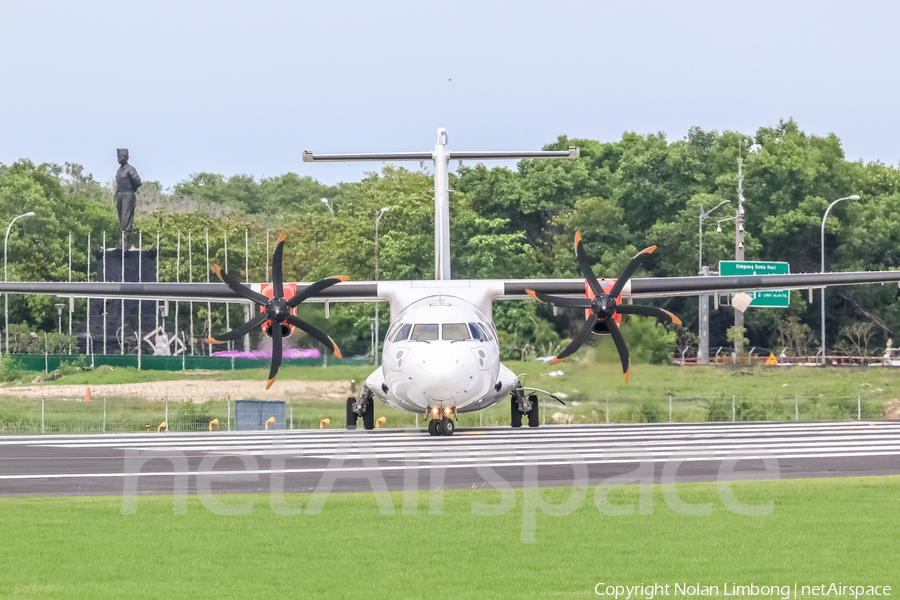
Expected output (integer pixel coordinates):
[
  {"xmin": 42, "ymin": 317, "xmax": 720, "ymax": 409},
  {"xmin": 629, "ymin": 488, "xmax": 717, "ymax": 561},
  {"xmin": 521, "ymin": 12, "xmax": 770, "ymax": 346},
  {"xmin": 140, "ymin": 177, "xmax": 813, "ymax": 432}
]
[
  {"xmin": 586, "ymin": 279, "xmax": 622, "ymax": 334},
  {"xmin": 260, "ymin": 283, "xmax": 298, "ymax": 338}
]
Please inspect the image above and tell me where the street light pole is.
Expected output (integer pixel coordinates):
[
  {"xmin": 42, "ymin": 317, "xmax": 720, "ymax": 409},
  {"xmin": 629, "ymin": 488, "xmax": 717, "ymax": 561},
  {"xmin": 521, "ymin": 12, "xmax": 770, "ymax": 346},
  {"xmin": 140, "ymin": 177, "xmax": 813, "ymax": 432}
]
[
  {"xmin": 4, "ymin": 211, "xmax": 35, "ymax": 356},
  {"xmin": 374, "ymin": 207, "xmax": 389, "ymax": 365},
  {"xmin": 55, "ymin": 304, "xmax": 64, "ymax": 335},
  {"xmin": 821, "ymin": 195, "xmax": 860, "ymax": 365},
  {"xmin": 320, "ymin": 198, "xmax": 334, "ymax": 216},
  {"xmin": 699, "ymin": 201, "xmax": 730, "ymax": 271}
]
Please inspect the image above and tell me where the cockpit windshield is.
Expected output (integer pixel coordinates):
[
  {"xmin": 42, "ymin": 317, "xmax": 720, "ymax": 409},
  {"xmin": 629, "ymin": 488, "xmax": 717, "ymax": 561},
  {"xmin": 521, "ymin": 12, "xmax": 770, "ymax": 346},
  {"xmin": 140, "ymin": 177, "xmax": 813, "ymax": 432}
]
[
  {"xmin": 442, "ymin": 323, "xmax": 469, "ymax": 341},
  {"xmin": 410, "ymin": 324, "xmax": 439, "ymax": 341},
  {"xmin": 392, "ymin": 323, "xmax": 412, "ymax": 342}
]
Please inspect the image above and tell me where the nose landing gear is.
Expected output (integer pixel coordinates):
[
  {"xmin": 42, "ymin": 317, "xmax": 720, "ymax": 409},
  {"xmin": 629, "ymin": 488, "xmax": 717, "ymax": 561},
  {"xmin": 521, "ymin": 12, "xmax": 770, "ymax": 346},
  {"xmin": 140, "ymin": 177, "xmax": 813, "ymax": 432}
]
[
  {"xmin": 427, "ymin": 413, "xmax": 455, "ymax": 436},
  {"xmin": 346, "ymin": 388, "xmax": 376, "ymax": 430},
  {"xmin": 511, "ymin": 391, "xmax": 540, "ymax": 428}
]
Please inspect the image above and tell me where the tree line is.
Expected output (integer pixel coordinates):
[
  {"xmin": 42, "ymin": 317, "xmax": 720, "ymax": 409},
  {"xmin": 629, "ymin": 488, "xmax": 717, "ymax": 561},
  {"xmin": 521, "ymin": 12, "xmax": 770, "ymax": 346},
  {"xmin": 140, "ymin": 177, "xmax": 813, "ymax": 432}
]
[{"xmin": 1, "ymin": 119, "xmax": 898, "ymax": 362}]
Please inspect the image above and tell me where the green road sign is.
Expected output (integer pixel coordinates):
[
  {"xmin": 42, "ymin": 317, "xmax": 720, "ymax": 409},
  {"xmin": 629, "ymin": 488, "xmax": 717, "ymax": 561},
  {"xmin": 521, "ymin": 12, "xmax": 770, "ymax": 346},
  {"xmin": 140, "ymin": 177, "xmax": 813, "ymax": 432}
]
[{"xmin": 718, "ymin": 260, "xmax": 790, "ymax": 308}]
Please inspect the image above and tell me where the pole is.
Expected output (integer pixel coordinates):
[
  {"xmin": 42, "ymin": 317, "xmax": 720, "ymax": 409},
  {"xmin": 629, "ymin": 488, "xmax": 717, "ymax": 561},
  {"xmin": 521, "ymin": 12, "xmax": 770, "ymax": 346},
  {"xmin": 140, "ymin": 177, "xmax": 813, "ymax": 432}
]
[
  {"xmin": 266, "ymin": 230, "xmax": 270, "ymax": 282},
  {"xmin": 138, "ymin": 231, "xmax": 142, "ymax": 370},
  {"xmin": 68, "ymin": 232, "xmax": 72, "ymax": 354},
  {"xmin": 175, "ymin": 231, "xmax": 181, "ymax": 361},
  {"xmin": 5, "ymin": 211, "xmax": 35, "ymax": 356},
  {"xmin": 732, "ymin": 395, "xmax": 736, "ymax": 422},
  {"xmin": 244, "ymin": 228, "xmax": 250, "ymax": 353},
  {"xmin": 821, "ymin": 195, "xmax": 858, "ymax": 365},
  {"xmin": 858, "ymin": 394, "xmax": 861, "ymax": 420},
  {"xmin": 155, "ymin": 231, "xmax": 160, "ymax": 334},
  {"xmin": 735, "ymin": 158, "xmax": 745, "ymax": 340},
  {"xmin": 44, "ymin": 332, "xmax": 47, "ymax": 372},
  {"xmin": 189, "ymin": 230, "xmax": 194, "ymax": 356},
  {"xmin": 120, "ymin": 230, "xmax": 125, "ymax": 355},
  {"xmin": 224, "ymin": 229, "xmax": 230, "ymax": 352},
  {"xmin": 102, "ymin": 231, "xmax": 107, "ymax": 355},
  {"xmin": 87, "ymin": 232, "xmax": 91, "ymax": 362},
  {"xmin": 374, "ymin": 208, "xmax": 388, "ymax": 365},
  {"xmin": 206, "ymin": 229, "xmax": 211, "ymax": 356}
]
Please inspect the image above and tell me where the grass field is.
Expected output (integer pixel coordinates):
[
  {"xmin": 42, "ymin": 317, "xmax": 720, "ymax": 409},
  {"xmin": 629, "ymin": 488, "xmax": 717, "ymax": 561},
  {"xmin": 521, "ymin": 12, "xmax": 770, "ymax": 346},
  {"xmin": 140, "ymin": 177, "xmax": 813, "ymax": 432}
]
[
  {"xmin": 0, "ymin": 476, "xmax": 896, "ymax": 599},
  {"xmin": 0, "ymin": 360, "xmax": 895, "ymax": 433}
]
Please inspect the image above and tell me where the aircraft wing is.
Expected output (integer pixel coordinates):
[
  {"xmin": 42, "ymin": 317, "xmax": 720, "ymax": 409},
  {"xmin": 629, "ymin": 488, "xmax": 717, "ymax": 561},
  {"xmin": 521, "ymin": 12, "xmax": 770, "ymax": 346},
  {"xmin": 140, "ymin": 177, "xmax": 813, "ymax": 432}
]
[
  {"xmin": 498, "ymin": 270, "xmax": 900, "ymax": 300},
  {"xmin": 0, "ymin": 281, "xmax": 380, "ymax": 304}
]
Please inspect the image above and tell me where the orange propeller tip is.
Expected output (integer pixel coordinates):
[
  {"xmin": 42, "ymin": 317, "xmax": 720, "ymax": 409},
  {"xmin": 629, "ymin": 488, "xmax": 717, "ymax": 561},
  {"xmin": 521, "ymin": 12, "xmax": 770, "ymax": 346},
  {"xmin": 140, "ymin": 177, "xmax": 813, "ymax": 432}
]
[
  {"xmin": 549, "ymin": 357, "xmax": 565, "ymax": 366},
  {"xmin": 276, "ymin": 232, "xmax": 286, "ymax": 243},
  {"xmin": 639, "ymin": 245, "xmax": 658, "ymax": 256},
  {"xmin": 205, "ymin": 338, "xmax": 220, "ymax": 344},
  {"xmin": 266, "ymin": 377, "xmax": 276, "ymax": 390},
  {"xmin": 525, "ymin": 289, "xmax": 540, "ymax": 301},
  {"xmin": 329, "ymin": 337, "xmax": 342, "ymax": 359},
  {"xmin": 333, "ymin": 276, "xmax": 351, "ymax": 282},
  {"xmin": 213, "ymin": 264, "xmax": 222, "ymax": 276},
  {"xmin": 623, "ymin": 369, "xmax": 630, "ymax": 383}
]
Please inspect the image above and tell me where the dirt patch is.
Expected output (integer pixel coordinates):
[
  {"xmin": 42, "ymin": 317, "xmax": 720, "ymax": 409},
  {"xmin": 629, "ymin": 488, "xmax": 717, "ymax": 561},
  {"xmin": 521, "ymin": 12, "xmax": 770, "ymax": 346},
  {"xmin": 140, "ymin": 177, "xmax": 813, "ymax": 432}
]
[
  {"xmin": 886, "ymin": 399, "xmax": 900, "ymax": 419},
  {"xmin": 0, "ymin": 379, "xmax": 354, "ymax": 403}
]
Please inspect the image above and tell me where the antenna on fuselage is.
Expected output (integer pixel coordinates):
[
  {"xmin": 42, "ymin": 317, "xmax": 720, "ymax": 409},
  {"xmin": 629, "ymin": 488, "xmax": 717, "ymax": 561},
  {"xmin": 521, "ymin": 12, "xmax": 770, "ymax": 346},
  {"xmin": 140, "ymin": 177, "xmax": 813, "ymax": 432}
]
[{"xmin": 302, "ymin": 129, "xmax": 579, "ymax": 281}]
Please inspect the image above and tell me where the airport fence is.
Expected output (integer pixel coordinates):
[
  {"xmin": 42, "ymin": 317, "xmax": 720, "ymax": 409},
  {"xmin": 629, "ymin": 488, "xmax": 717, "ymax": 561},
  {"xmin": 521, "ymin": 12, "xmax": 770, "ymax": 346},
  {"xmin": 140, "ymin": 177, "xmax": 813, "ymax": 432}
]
[{"xmin": 0, "ymin": 392, "xmax": 892, "ymax": 435}]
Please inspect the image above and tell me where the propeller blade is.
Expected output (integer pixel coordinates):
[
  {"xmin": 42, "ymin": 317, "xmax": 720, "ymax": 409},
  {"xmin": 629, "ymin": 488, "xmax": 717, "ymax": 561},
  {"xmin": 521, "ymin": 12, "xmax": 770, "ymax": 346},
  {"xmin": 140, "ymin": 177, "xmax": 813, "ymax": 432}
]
[
  {"xmin": 608, "ymin": 246, "xmax": 657, "ymax": 299},
  {"xmin": 616, "ymin": 304, "xmax": 682, "ymax": 325},
  {"xmin": 574, "ymin": 231, "xmax": 604, "ymax": 296},
  {"xmin": 267, "ymin": 322, "xmax": 283, "ymax": 390},
  {"xmin": 287, "ymin": 276, "xmax": 351, "ymax": 309},
  {"xmin": 272, "ymin": 232, "xmax": 286, "ymax": 298},
  {"xmin": 549, "ymin": 314, "xmax": 598, "ymax": 365},
  {"xmin": 213, "ymin": 264, "xmax": 269, "ymax": 306},
  {"xmin": 206, "ymin": 311, "xmax": 268, "ymax": 343},
  {"xmin": 605, "ymin": 318, "xmax": 631, "ymax": 383},
  {"xmin": 286, "ymin": 315, "xmax": 342, "ymax": 358},
  {"xmin": 526, "ymin": 289, "xmax": 592, "ymax": 308}
]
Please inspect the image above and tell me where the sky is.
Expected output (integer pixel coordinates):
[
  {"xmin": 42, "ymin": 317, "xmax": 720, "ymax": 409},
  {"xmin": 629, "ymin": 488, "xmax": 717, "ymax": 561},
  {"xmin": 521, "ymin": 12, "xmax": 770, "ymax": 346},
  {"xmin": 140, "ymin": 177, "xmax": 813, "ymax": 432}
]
[{"xmin": 1, "ymin": 0, "xmax": 898, "ymax": 189}]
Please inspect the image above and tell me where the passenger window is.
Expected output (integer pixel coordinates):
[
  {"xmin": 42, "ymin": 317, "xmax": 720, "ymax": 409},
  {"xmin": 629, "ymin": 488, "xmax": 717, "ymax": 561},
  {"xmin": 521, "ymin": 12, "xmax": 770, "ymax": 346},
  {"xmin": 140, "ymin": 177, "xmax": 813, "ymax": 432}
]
[
  {"xmin": 442, "ymin": 323, "xmax": 469, "ymax": 341},
  {"xmin": 392, "ymin": 323, "xmax": 412, "ymax": 342},
  {"xmin": 468, "ymin": 323, "xmax": 486, "ymax": 341},
  {"xmin": 410, "ymin": 324, "xmax": 439, "ymax": 341}
]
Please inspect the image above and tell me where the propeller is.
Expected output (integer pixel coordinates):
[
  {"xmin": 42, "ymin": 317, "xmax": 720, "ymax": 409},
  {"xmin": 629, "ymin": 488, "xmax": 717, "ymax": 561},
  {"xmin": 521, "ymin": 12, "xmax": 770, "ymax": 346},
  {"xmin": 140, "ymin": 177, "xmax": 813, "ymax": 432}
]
[
  {"xmin": 206, "ymin": 232, "xmax": 346, "ymax": 389},
  {"xmin": 526, "ymin": 231, "xmax": 681, "ymax": 382}
]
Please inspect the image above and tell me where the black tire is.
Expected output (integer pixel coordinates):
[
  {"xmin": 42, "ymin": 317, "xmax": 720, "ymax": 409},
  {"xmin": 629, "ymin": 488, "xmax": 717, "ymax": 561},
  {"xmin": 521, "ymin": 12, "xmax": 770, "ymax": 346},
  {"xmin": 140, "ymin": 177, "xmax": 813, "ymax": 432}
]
[
  {"xmin": 428, "ymin": 419, "xmax": 438, "ymax": 436},
  {"xmin": 346, "ymin": 397, "xmax": 357, "ymax": 430},
  {"xmin": 434, "ymin": 419, "xmax": 444, "ymax": 435},
  {"xmin": 362, "ymin": 399, "xmax": 375, "ymax": 430},
  {"xmin": 511, "ymin": 396, "xmax": 523, "ymax": 428},
  {"xmin": 441, "ymin": 417, "xmax": 455, "ymax": 436},
  {"xmin": 527, "ymin": 394, "xmax": 540, "ymax": 427}
]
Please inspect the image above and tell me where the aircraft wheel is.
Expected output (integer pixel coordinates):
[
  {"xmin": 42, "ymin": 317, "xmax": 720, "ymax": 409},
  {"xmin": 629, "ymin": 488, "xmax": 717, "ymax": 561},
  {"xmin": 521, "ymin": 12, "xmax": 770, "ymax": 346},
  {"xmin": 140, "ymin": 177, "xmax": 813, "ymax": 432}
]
[
  {"xmin": 346, "ymin": 397, "xmax": 358, "ymax": 430},
  {"xmin": 434, "ymin": 419, "xmax": 444, "ymax": 435},
  {"xmin": 510, "ymin": 396, "xmax": 523, "ymax": 428},
  {"xmin": 428, "ymin": 419, "xmax": 438, "ymax": 436},
  {"xmin": 441, "ymin": 417, "xmax": 455, "ymax": 436},
  {"xmin": 362, "ymin": 400, "xmax": 375, "ymax": 431},
  {"xmin": 527, "ymin": 394, "xmax": 540, "ymax": 427}
]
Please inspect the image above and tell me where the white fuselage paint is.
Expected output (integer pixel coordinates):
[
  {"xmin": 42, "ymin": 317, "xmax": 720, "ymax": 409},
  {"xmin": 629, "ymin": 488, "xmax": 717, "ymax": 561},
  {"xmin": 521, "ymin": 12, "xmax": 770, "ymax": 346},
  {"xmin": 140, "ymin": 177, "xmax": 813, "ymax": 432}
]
[{"xmin": 364, "ymin": 283, "xmax": 520, "ymax": 414}]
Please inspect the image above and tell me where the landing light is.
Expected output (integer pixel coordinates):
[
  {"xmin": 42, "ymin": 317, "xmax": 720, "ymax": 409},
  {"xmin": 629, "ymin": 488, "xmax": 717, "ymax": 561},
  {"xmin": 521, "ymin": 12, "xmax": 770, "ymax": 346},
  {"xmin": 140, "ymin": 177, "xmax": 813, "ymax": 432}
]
[
  {"xmin": 444, "ymin": 407, "xmax": 451, "ymax": 414},
  {"xmin": 432, "ymin": 407, "xmax": 438, "ymax": 415}
]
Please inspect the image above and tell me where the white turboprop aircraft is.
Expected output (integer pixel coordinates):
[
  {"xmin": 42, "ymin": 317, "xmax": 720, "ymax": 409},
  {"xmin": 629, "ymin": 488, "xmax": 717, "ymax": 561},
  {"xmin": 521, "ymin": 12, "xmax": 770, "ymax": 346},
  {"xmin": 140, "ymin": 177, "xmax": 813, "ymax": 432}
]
[{"xmin": 5, "ymin": 128, "xmax": 900, "ymax": 436}]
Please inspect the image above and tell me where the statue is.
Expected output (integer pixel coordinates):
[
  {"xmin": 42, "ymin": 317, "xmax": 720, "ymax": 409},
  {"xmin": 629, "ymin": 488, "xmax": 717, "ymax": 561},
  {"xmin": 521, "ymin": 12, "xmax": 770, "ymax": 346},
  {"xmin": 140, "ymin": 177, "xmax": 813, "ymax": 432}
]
[{"xmin": 115, "ymin": 148, "xmax": 142, "ymax": 235}]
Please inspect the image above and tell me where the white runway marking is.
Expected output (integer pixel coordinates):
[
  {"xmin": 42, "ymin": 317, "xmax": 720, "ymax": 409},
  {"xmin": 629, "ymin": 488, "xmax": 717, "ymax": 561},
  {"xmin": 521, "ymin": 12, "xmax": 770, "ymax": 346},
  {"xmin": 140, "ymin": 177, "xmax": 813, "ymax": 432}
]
[{"xmin": 0, "ymin": 422, "xmax": 897, "ymax": 481}]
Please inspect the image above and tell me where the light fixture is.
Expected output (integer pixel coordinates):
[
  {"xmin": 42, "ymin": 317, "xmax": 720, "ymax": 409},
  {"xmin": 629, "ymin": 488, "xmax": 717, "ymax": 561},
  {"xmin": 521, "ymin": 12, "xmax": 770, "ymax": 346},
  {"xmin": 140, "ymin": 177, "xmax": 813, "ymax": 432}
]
[
  {"xmin": 739, "ymin": 206, "xmax": 745, "ymax": 216},
  {"xmin": 716, "ymin": 225, "xmax": 722, "ymax": 233},
  {"xmin": 432, "ymin": 407, "xmax": 438, "ymax": 415},
  {"xmin": 444, "ymin": 407, "xmax": 451, "ymax": 414}
]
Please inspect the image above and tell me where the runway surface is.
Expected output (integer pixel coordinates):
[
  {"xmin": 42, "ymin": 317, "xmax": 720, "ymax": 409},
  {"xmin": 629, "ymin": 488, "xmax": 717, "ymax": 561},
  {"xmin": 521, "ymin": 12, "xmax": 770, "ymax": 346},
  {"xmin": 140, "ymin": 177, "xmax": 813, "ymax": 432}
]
[{"xmin": 0, "ymin": 421, "xmax": 898, "ymax": 497}]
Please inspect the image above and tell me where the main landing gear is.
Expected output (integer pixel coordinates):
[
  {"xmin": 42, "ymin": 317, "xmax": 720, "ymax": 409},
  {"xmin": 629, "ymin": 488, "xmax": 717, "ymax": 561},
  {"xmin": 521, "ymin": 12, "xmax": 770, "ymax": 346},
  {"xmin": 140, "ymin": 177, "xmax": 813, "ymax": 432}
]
[
  {"xmin": 511, "ymin": 391, "xmax": 540, "ymax": 428},
  {"xmin": 428, "ymin": 414, "xmax": 455, "ymax": 436},
  {"xmin": 346, "ymin": 388, "xmax": 375, "ymax": 430}
]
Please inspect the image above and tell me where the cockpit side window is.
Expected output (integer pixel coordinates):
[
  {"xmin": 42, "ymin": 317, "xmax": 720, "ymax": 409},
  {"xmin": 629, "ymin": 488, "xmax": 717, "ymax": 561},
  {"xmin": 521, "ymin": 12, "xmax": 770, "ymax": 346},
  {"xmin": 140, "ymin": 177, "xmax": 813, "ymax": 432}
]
[
  {"xmin": 442, "ymin": 323, "xmax": 469, "ymax": 341},
  {"xmin": 468, "ymin": 323, "xmax": 486, "ymax": 341},
  {"xmin": 392, "ymin": 323, "xmax": 412, "ymax": 342},
  {"xmin": 410, "ymin": 324, "xmax": 439, "ymax": 341},
  {"xmin": 477, "ymin": 323, "xmax": 493, "ymax": 341}
]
